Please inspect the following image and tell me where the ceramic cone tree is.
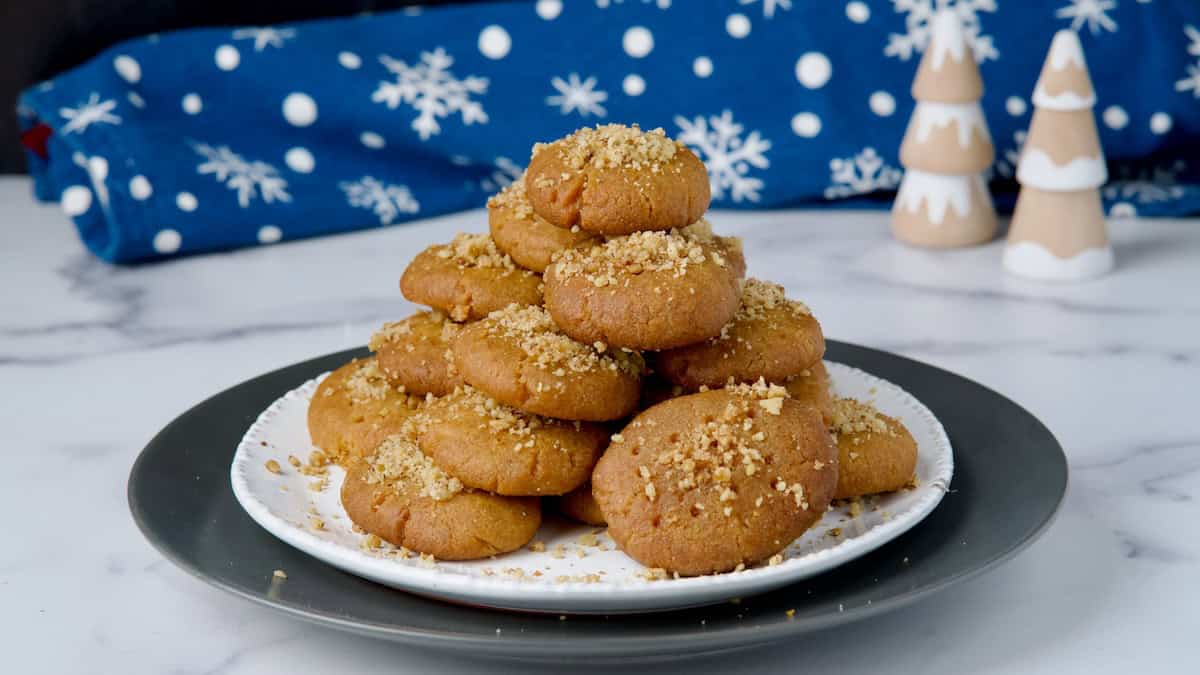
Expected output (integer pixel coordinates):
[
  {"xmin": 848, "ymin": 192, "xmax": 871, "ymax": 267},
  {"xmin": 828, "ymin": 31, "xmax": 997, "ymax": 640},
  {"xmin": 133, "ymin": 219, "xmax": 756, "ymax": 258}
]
[
  {"xmin": 892, "ymin": 9, "xmax": 997, "ymax": 248},
  {"xmin": 1003, "ymin": 30, "xmax": 1113, "ymax": 281}
]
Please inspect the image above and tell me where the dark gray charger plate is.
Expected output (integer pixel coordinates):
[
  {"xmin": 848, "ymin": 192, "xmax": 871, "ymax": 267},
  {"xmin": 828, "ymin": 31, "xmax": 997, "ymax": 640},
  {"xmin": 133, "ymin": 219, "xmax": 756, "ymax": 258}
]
[{"xmin": 128, "ymin": 341, "xmax": 1066, "ymax": 661}]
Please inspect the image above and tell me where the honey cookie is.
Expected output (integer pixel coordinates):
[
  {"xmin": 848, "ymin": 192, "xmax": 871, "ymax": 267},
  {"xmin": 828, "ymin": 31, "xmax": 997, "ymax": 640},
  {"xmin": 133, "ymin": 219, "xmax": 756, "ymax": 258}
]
[
  {"xmin": 368, "ymin": 311, "xmax": 464, "ymax": 396},
  {"xmin": 452, "ymin": 304, "xmax": 643, "ymax": 421},
  {"xmin": 400, "ymin": 233, "xmax": 543, "ymax": 321},
  {"xmin": 681, "ymin": 219, "xmax": 746, "ymax": 279},
  {"xmin": 655, "ymin": 279, "xmax": 824, "ymax": 390},
  {"xmin": 421, "ymin": 386, "xmax": 608, "ymax": 496},
  {"xmin": 525, "ymin": 124, "xmax": 710, "ymax": 235},
  {"xmin": 783, "ymin": 360, "xmax": 835, "ymax": 425},
  {"xmin": 307, "ymin": 358, "xmax": 424, "ymax": 465},
  {"xmin": 544, "ymin": 229, "xmax": 741, "ymax": 350},
  {"xmin": 341, "ymin": 417, "xmax": 541, "ymax": 560},
  {"xmin": 592, "ymin": 382, "xmax": 838, "ymax": 576},
  {"xmin": 829, "ymin": 398, "xmax": 918, "ymax": 499},
  {"xmin": 488, "ymin": 178, "xmax": 599, "ymax": 273},
  {"xmin": 555, "ymin": 481, "xmax": 606, "ymax": 526}
]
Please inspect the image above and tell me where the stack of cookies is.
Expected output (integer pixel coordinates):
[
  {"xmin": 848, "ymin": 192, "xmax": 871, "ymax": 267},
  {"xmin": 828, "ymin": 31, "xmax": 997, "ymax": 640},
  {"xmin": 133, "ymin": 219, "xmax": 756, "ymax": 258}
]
[{"xmin": 307, "ymin": 124, "xmax": 918, "ymax": 575}]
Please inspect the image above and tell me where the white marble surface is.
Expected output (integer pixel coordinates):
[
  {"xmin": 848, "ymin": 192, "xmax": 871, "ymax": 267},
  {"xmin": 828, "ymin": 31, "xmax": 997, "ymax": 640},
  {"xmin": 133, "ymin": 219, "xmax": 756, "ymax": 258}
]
[{"xmin": 2, "ymin": 175, "xmax": 1197, "ymax": 674}]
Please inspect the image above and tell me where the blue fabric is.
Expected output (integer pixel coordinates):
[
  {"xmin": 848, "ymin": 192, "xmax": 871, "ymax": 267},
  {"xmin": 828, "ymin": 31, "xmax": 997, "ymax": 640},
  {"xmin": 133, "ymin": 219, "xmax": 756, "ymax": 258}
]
[{"xmin": 18, "ymin": 0, "xmax": 1200, "ymax": 263}]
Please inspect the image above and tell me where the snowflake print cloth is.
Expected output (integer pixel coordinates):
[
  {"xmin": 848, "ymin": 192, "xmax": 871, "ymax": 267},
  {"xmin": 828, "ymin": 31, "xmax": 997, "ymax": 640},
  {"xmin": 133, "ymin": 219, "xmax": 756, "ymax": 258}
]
[{"xmin": 16, "ymin": 1, "xmax": 1200, "ymax": 262}]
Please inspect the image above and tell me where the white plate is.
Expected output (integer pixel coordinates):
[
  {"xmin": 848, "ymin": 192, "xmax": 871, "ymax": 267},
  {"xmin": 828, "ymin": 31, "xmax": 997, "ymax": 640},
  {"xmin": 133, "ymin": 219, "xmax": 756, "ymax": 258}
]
[{"xmin": 230, "ymin": 362, "xmax": 953, "ymax": 614}]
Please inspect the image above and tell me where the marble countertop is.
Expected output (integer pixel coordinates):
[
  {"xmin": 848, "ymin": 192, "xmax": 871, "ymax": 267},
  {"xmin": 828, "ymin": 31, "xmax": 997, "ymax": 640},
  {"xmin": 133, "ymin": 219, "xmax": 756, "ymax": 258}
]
[{"xmin": 3, "ymin": 175, "xmax": 1197, "ymax": 674}]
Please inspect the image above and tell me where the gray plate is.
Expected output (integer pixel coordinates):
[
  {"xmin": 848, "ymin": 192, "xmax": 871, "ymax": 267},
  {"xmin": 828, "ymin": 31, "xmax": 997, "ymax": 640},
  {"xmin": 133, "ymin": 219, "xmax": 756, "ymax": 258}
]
[{"xmin": 128, "ymin": 341, "xmax": 1067, "ymax": 662}]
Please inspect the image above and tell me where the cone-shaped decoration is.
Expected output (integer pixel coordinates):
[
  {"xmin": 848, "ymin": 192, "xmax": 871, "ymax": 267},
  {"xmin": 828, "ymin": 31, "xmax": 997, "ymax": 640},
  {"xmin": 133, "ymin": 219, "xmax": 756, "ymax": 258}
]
[
  {"xmin": 1032, "ymin": 30, "xmax": 1096, "ymax": 111},
  {"xmin": 1003, "ymin": 187, "xmax": 1113, "ymax": 281},
  {"xmin": 899, "ymin": 101, "xmax": 995, "ymax": 173},
  {"xmin": 892, "ymin": 171, "xmax": 996, "ymax": 248},
  {"xmin": 912, "ymin": 9, "xmax": 984, "ymax": 103},
  {"xmin": 1017, "ymin": 107, "xmax": 1107, "ymax": 190}
]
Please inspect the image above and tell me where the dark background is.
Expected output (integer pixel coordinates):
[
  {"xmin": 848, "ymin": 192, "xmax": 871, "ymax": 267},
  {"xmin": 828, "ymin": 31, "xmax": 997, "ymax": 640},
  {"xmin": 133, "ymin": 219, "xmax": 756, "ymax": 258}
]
[{"xmin": 0, "ymin": 0, "xmax": 476, "ymax": 173}]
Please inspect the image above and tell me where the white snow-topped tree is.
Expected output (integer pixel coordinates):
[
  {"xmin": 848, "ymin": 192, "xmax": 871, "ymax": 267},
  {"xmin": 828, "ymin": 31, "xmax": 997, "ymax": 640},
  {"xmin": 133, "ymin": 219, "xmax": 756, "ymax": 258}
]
[
  {"xmin": 1003, "ymin": 30, "xmax": 1113, "ymax": 281},
  {"xmin": 891, "ymin": 9, "xmax": 997, "ymax": 248}
]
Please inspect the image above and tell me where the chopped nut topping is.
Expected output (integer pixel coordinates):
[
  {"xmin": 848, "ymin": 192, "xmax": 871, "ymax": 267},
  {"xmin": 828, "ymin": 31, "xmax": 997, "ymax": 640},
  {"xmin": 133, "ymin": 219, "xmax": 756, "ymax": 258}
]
[
  {"xmin": 432, "ymin": 386, "xmax": 580, "ymax": 451},
  {"xmin": 829, "ymin": 398, "xmax": 893, "ymax": 437},
  {"xmin": 364, "ymin": 415, "xmax": 464, "ymax": 501},
  {"xmin": 551, "ymin": 229, "xmax": 720, "ymax": 287},
  {"xmin": 369, "ymin": 311, "xmax": 461, "ymax": 354},
  {"xmin": 536, "ymin": 124, "xmax": 681, "ymax": 172},
  {"xmin": 344, "ymin": 360, "xmax": 395, "ymax": 405},
  {"xmin": 264, "ymin": 459, "xmax": 282, "ymax": 474},
  {"xmin": 487, "ymin": 174, "xmax": 537, "ymax": 220},
  {"xmin": 430, "ymin": 233, "xmax": 523, "ymax": 272},
  {"xmin": 480, "ymin": 304, "xmax": 642, "ymax": 377},
  {"xmin": 713, "ymin": 279, "xmax": 812, "ymax": 343}
]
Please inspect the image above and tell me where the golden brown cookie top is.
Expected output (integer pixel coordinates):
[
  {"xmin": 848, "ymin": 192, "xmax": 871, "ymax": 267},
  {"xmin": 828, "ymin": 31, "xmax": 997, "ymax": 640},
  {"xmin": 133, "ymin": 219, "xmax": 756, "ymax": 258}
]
[
  {"xmin": 369, "ymin": 311, "xmax": 461, "ymax": 354},
  {"xmin": 551, "ymin": 229, "xmax": 729, "ymax": 288},
  {"xmin": 363, "ymin": 414, "xmax": 464, "ymax": 501},
  {"xmin": 532, "ymin": 124, "xmax": 682, "ymax": 174},
  {"xmin": 730, "ymin": 279, "xmax": 810, "ymax": 324},
  {"xmin": 430, "ymin": 233, "xmax": 522, "ymax": 272},
  {"xmin": 342, "ymin": 359, "xmax": 402, "ymax": 404},
  {"xmin": 620, "ymin": 380, "xmax": 799, "ymax": 514},
  {"xmin": 432, "ymin": 385, "xmax": 584, "ymax": 448},
  {"xmin": 480, "ymin": 304, "xmax": 643, "ymax": 378},
  {"xmin": 829, "ymin": 397, "xmax": 896, "ymax": 438}
]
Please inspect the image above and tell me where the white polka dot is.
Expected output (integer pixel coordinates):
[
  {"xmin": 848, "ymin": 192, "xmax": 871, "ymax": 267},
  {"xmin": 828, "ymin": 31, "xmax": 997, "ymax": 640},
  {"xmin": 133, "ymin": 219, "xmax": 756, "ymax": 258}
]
[
  {"xmin": 657, "ymin": 0, "xmax": 671, "ymax": 7},
  {"xmin": 693, "ymin": 56, "xmax": 713, "ymax": 78},
  {"xmin": 796, "ymin": 52, "xmax": 832, "ymax": 89},
  {"xmin": 726, "ymin": 13, "xmax": 751, "ymax": 39},
  {"xmin": 87, "ymin": 156, "xmax": 108, "ymax": 182},
  {"xmin": 1103, "ymin": 105, "xmax": 1128, "ymax": 130},
  {"xmin": 1109, "ymin": 202, "xmax": 1137, "ymax": 218},
  {"xmin": 791, "ymin": 112, "xmax": 822, "ymax": 138},
  {"xmin": 176, "ymin": 192, "xmax": 198, "ymax": 212},
  {"xmin": 127, "ymin": 92, "xmax": 146, "ymax": 109},
  {"xmin": 846, "ymin": 1, "xmax": 870, "ymax": 23},
  {"xmin": 129, "ymin": 175, "xmax": 152, "ymax": 200},
  {"xmin": 450, "ymin": 155, "xmax": 472, "ymax": 166},
  {"xmin": 285, "ymin": 147, "xmax": 315, "ymax": 174},
  {"xmin": 623, "ymin": 27, "xmax": 654, "ymax": 58},
  {"xmin": 338, "ymin": 51, "xmax": 362, "ymax": 69},
  {"xmin": 1150, "ymin": 112, "xmax": 1173, "ymax": 135},
  {"xmin": 623, "ymin": 74, "xmax": 646, "ymax": 96},
  {"xmin": 536, "ymin": 0, "xmax": 562, "ymax": 20},
  {"xmin": 360, "ymin": 131, "xmax": 386, "ymax": 149},
  {"xmin": 478, "ymin": 25, "xmax": 512, "ymax": 60},
  {"xmin": 869, "ymin": 91, "xmax": 895, "ymax": 117},
  {"xmin": 258, "ymin": 225, "xmax": 282, "ymax": 244},
  {"xmin": 282, "ymin": 93, "xmax": 318, "ymax": 127},
  {"xmin": 215, "ymin": 45, "xmax": 240, "ymax": 71},
  {"xmin": 62, "ymin": 186, "xmax": 92, "ymax": 216},
  {"xmin": 1006, "ymin": 96, "xmax": 1027, "ymax": 116},
  {"xmin": 182, "ymin": 93, "xmax": 203, "ymax": 115},
  {"xmin": 114, "ymin": 55, "xmax": 141, "ymax": 83},
  {"xmin": 153, "ymin": 229, "xmax": 182, "ymax": 254}
]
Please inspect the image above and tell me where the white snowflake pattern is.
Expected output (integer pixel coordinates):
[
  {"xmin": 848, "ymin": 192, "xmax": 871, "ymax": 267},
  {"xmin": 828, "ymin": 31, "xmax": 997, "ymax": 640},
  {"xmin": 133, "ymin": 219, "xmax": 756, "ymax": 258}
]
[
  {"xmin": 546, "ymin": 74, "xmax": 608, "ymax": 118},
  {"xmin": 231, "ymin": 27, "xmax": 296, "ymax": 51},
  {"xmin": 372, "ymin": 47, "xmax": 489, "ymax": 141},
  {"xmin": 193, "ymin": 142, "xmax": 291, "ymax": 208},
  {"xmin": 1055, "ymin": 0, "xmax": 1118, "ymax": 35},
  {"xmin": 992, "ymin": 130, "xmax": 1027, "ymax": 179},
  {"xmin": 1176, "ymin": 26, "xmax": 1200, "ymax": 97},
  {"xmin": 59, "ymin": 93, "xmax": 121, "ymax": 135},
  {"xmin": 884, "ymin": 0, "xmax": 999, "ymax": 63},
  {"xmin": 675, "ymin": 110, "xmax": 772, "ymax": 203},
  {"xmin": 739, "ymin": 0, "xmax": 792, "ymax": 18},
  {"xmin": 824, "ymin": 148, "xmax": 903, "ymax": 199},
  {"xmin": 481, "ymin": 157, "xmax": 524, "ymax": 193},
  {"xmin": 1103, "ymin": 161, "xmax": 1187, "ymax": 204},
  {"xmin": 340, "ymin": 176, "xmax": 420, "ymax": 225}
]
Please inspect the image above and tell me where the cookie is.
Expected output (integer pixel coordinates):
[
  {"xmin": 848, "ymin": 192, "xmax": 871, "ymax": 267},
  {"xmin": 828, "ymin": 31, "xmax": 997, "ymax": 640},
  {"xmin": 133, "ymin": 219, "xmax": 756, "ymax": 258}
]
[
  {"xmin": 592, "ymin": 382, "xmax": 838, "ymax": 576},
  {"xmin": 452, "ymin": 304, "xmax": 643, "ymax": 421},
  {"xmin": 307, "ymin": 358, "xmax": 424, "ymax": 465},
  {"xmin": 556, "ymin": 481, "xmax": 606, "ymax": 526},
  {"xmin": 783, "ymin": 360, "xmax": 834, "ymax": 425},
  {"xmin": 681, "ymin": 219, "xmax": 746, "ymax": 279},
  {"xmin": 829, "ymin": 398, "xmax": 918, "ymax": 499},
  {"xmin": 525, "ymin": 124, "xmax": 710, "ymax": 235},
  {"xmin": 488, "ymin": 178, "xmax": 599, "ymax": 273},
  {"xmin": 368, "ymin": 311, "xmax": 464, "ymax": 396},
  {"xmin": 655, "ymin": 279, "xmax": 824, "ymax": 390},
  {"xmin": 340, "ymin": 416, "xmax": 541, "ymax": 560},
  {"xmin": 544, "ymin": 229, "xmax": 741, "ymax": 350},
  {"xmin": 421, "ymin": 386, "xmax": 609, "ymax": 495},
  {"xmin": 400, "ymin": 233, "xmax": 543, "ymax": 321}
]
